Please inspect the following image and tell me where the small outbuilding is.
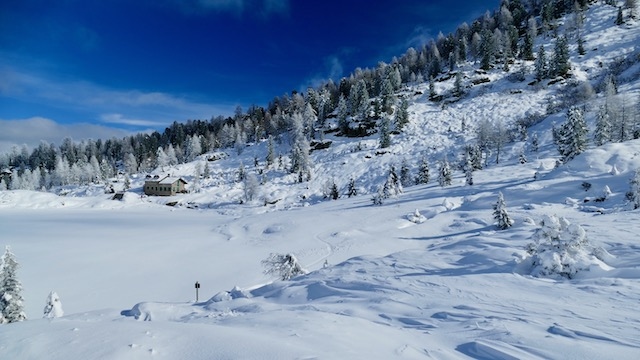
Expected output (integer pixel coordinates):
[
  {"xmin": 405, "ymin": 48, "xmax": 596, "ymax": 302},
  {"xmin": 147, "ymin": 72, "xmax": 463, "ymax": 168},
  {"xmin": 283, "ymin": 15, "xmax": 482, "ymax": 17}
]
[{"xmin": 143, "ymin": 175, "xmax": 188, "ymax": 196}]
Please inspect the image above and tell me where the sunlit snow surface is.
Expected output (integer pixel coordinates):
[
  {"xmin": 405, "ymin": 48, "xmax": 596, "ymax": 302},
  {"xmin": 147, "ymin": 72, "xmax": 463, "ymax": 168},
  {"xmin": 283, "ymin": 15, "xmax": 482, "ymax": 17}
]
[{"xmin": 2, "ymin": 3, "xmax": 640, "ymax": 359}]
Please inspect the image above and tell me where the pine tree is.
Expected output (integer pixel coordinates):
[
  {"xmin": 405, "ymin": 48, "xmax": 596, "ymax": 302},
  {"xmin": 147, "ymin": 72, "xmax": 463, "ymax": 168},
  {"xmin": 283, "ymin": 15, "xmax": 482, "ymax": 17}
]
[
  {"xmin": 438, "ymin": 157, "xmax": 452, "ymax": 187},
  {"xmin": 400, "ymin": 159, "xmax": 412, "ymax": 187},
  {"xmin": 535, "ymin": 45, "xmax": 548, "ymax": 81},
  {"xmin": 451, "ymin": 71, "xmax": 463, "ymax": 97},
  {"xmin": 380, "ymin": 78, "xmax": 395, "ymax": 113},
  {"xmin": 330, "ymin": 180, "xmax": 339, "ymax": 200},
  {"xmin": 243, "ymin": 172, "xmax": 259, "ymax": 202},
  {"xmin": 394, "ymin": 98, "xmax": 409, "ymax": 131},
  {"xmin": 552, "ymin": 36, "xmax": 570, "ymax": 77},
  {"xmin": 290, "ymin": 113, "xmax": 312, "ymax": 181},
  {"xmin": 493, "ymin": 192, "xmax": 514, "ymax": 230},
  {"xmin": 630, "ymin": 168, "xmax": 640, "ymax": 209},
  {"xmin": 379, "ymin": 116, "xmax": 392, "ymax": 148},
  {"xmin": 265, "ymin": 135, "xmax": 276, "ymax": 167},
  {"xmin": 0, "ymin": 246, "xmax": 27, "ymax": 323},
  {"xmin": 384, "ymin": 165, "xmax": 403, "ymax": 198},
  {"xmin": 594, "ymin": 105, "xmax": 612, "ymax": 146},
  {"xmin": 480, "ymin": 28, "xmax": 495, "ymax": 70},
  {"xmin": 464, "ymin": 152, "xmax": 474, "ymax": 186},
  {"xmin": 616, "ymin": 7, "xmax": 624, "ymax": 25},
  {"xmin": 557, "ymin": 106, "xmax": 588, "ymax": 162},
  {"xmin": 237, "ymin": 162, "xmax": 246, "ymax": 182},
  {"xmin": 577, "ymin": 34, "xmax": 586, "ymax": 56},
  {"xmin": 43, "ymin": 291, "xmax": 64, "ymax": 319},
  {"xmin": 415, "ymin": 156, "xmax": 430, "ymax": 185},
  {"xmin": 347, "ymin": 178, "xmax": 357, "ymax": 197},
  {"xmin": 337, "ymin": 95, "xmax": 349, "ymax": 134},
  {"xmin": 428, "ymin": 76, "xmax": 437, "ymax": 101}
]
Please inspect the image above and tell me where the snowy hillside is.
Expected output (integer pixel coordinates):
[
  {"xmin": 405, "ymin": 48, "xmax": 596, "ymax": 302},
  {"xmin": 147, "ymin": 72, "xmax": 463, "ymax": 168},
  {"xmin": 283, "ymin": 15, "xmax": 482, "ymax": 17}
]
[{"xmin": 2, "ymin": 2, "xmax": 640, "ymax": 359}]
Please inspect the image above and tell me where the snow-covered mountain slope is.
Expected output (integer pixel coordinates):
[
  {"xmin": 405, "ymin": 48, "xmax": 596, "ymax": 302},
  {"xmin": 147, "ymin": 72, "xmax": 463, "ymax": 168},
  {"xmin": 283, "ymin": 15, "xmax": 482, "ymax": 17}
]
[{"xmin": 2, "ymin": 2, "xmax": 640, "ymax": 359}]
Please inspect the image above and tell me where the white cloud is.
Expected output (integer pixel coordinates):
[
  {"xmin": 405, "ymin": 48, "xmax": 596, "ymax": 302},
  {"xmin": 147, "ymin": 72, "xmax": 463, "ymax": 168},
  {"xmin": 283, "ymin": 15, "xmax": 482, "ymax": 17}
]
[
  {"xmin": 0, "ymin": 63, "xmax": 237, "ymax": 127},
  {"xmin": 99, "ymin": 113, "xmax": 165, "ymax": 127},
  {"xmin": 301, "ymin": 54, "xmax": 346, "ymax": 90},
  {"xmin": 0, "ymin": 117, "xmax": 131, "ymax": 153},
  {"xmin": 176, "ymin": 0, "xmax": 289, "ymax": 17}
]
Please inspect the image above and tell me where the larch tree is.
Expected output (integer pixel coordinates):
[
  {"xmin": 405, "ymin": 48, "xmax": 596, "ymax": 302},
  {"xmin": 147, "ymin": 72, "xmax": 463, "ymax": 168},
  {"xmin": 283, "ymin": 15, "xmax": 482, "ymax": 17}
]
[{"xmin": 0, "ymin": 246, "xmax": 27, "ymax": 323}]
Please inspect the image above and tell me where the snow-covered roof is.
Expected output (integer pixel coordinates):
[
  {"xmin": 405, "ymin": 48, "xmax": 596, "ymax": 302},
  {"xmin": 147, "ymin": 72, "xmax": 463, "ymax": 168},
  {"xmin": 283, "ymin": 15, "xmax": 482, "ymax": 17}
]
[{"xmin": 158, "ymin": 176, "xmax": 187, "ymax": 185}]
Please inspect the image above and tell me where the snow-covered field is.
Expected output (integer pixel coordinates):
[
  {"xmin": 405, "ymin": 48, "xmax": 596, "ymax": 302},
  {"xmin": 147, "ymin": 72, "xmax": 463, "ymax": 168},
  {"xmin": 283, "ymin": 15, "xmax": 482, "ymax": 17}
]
[{"xmin": 2, "ymin": 2, "xmax": 640, "ymax": 359}]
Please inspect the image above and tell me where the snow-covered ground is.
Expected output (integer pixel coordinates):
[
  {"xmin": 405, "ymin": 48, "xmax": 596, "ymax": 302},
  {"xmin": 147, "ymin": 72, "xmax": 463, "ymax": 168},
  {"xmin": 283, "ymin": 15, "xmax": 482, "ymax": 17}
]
[{"xmin": 2, "ymin": 2, "xmax": 640, "ymax": 359}]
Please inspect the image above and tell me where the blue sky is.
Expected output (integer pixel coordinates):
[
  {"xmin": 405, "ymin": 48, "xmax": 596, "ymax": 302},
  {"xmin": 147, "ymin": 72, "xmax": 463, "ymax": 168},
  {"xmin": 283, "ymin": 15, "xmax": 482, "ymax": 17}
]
[{"xmin": 0, "ymin": 0, "xmax": 497, "ymax": 151}]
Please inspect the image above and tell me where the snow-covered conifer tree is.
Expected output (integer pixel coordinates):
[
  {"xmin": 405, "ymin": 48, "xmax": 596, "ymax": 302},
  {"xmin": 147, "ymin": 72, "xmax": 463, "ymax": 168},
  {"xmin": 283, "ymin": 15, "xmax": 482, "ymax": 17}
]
[
  {"xmin": 415, "ymin": 156, "xmax": 430, "ymax": 185},
  {"xmin": 156, "ymin": 147, "xmax": 169, "ymax": 170},
  {"xmin": 330, "ymin": 181, "xmax": 339, "ymax": 200},
  {"xmin": 347, "ymin": 178, "xmax": 357, "ymax": 197},
  {"xmin": 629, "ymin": 168, "xmax": 640, "ymax": 209},
  {"xmin": 557, "ymin": 106, "xmax": 588, "ymax": 162},
  {"xmin": 493, "ymin": 192, "xmax": 514, "ymax": 230},
  {"xmin": 531, "ymin": 133, "xmax": 539, "ymax": 153},
  {"xmin": 124, "ymin": 153, "xmax": 138, "ymax": 174},
  {"xmin": 438, "ymin": 157, "xmax": 452, "ymax": 187},
  {"xmin": 428, "ymin": 76, "xmax": 437, "ymax": 101},
  {"xmin": 525, "ymin": 215, "xmax": 606, "ymax": 279},
  {"xmin": 266, "ymin": 135, "xmax": 275, "ymax": 167},
  {"xmin": 464, "ymin": 152, "xmax": 474, "ymax": 186},
  {"xmin": 379, "ymin": 116, "xmax": 391, "ymax": 148},
  {"xmin": 290, "ymin": 113, "xmax": 312, "ymax": 181},
  {"xmin": 262, "ymin": 253, "xmax": 307, "ymax": 281},
  {"xmin": 43, "ymin": 291, "xmax": 63, "ymax": 319},
  {"xmin": 337, "ymin": 95, "xmax": 349, "ymax": 134},
  {"xmin": 0, "ymin": 246, "xmax": 27, "ymax": 323},
  {"xmin": 243, "ymin": 172, "xmax": 259, "ymax": 202},
  {"xmin": 453, "ymin": 72, "xmax": 464, "ymax": 97},
  {"xmin": 535, "ymin": 45, "xmax": 548, "ymax": 81},
  {"xmin": 394, "ymin": 98, "xmax": 409, "ymax": 131},
  {"xmin": 594, "ymin": 105, "xmax": 612, "ymax": 146},
  {"xmin": 552, "ymin": 36, "xmax": 570, "ymax": 77},
  {"xmin": 399, "ymin": 159, "xmax": 412, "ymax": 187},
  {"xmin": 382, "ymin": 165, "xmax": 403, "ymax": 199}
]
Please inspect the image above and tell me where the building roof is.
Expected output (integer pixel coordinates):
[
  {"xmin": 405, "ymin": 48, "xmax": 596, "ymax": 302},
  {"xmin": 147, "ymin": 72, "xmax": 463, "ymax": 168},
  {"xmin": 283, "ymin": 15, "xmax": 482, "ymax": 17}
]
[
  {"xmin": 144, "ymin": 175, "xmax": 187, "ymax": 185},
  {"xmin": 158, "ymin": 176, "xmax": 187, "ymax": 185}
]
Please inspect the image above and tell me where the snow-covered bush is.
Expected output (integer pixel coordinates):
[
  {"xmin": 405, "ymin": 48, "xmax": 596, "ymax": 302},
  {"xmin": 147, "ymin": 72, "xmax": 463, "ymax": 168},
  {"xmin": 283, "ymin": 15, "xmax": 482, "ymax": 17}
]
[
  {"xmin": 43, "ymin": 291, "xmax": 64, "ymax": 319},
  {"xmin": 524, "ymin": 215, "xmax": 606, "ymax": 279},
  {"xmin": 407, "ymin": 209, "xmax": 426, "ymax": 224},
  {"xmin": 262, "ymin": 253, "xmax": 307, "ymax": 281}
]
